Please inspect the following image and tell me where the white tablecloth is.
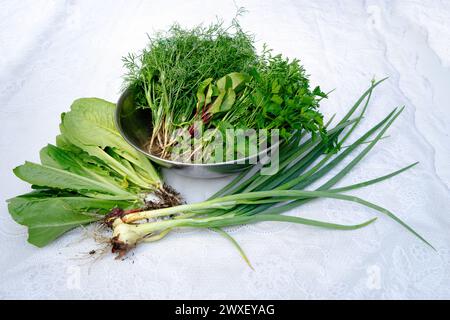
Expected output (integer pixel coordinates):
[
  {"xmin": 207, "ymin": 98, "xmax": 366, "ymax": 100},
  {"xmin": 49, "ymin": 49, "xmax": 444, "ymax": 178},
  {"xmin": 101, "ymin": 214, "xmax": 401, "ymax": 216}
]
[{"xmin": 1, "ymin": 0, "xmax": 449, "ymax": 299}]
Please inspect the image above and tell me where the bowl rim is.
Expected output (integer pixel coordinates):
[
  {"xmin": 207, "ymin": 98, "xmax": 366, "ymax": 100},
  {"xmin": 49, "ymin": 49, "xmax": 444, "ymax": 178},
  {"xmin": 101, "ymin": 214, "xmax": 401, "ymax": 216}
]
[{"xmin": 115, "ymin": 88, "xmax": 280, "ymax": 167}]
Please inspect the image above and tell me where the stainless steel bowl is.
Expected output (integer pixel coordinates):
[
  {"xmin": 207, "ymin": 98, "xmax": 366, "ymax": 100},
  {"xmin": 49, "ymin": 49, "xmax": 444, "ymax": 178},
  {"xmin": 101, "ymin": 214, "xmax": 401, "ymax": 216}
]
[{"xmin": 115, "ymin": 88, "xmax": 278, "ymax": 178}]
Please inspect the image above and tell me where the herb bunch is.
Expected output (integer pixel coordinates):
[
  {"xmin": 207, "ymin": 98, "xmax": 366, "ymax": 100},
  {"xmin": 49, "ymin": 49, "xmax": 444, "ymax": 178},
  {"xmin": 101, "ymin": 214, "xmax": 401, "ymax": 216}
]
[
  {"xmin": 123, "ymin": 20, "xmax": 258, "ymax": 158},
  {"xmin": 123, "ymin": 21, "xmax": 327, "ymax": 161}
]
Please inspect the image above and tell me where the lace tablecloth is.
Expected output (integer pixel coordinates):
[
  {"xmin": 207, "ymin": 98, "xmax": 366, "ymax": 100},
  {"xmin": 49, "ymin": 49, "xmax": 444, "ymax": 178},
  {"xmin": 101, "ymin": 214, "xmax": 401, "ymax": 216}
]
[{"xmin": 1, "ymin": 0, "xmax": 449, "ymax": 299}]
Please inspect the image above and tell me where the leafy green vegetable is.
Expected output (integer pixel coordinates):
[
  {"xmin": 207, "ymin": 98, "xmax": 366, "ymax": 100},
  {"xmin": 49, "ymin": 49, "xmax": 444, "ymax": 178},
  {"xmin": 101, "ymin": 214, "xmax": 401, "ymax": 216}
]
[
  {"xmin": 40, "ymin": 145, "xmax": 138, "ymax": 196},
  {"xmin": 8, "ymin": 192, "xmax": 135, "ymax": 247},
  {"xmin": 13, "ymin": 161, "xmax": 136, "ymax": 200},
  {"xmin": 59, "ymin": 98, "xmax": 161, "ymax": 188},
  {"xmin": 9, "ymin": 98, "xmax": 180, "ymax": 247}
]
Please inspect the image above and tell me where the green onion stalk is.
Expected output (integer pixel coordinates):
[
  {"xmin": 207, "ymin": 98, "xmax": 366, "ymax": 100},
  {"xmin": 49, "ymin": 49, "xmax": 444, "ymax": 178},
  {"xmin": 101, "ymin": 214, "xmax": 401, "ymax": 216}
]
[{"xmin": 108, "ymin": 79, "xmax": 432, "ymax": 262}]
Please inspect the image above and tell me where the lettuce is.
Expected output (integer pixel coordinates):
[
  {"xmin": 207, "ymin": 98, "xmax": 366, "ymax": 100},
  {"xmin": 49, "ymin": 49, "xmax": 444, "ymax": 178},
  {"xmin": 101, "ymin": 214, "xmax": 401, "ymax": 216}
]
[
  {"xmin": 7, "ymin": 192, "xmax": 136, "ymax": 247},
  {"xmin": 59, "ymin": 98, "xmax": 161, "ymax": 189},
  {"xmin": 8, "ymin": 98, "xmax": 170, "ymax": 247}
]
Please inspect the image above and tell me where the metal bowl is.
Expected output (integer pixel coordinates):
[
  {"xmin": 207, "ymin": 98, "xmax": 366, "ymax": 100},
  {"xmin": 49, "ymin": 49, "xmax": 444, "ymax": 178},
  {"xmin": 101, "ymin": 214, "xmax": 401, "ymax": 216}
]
[{"xmin": 115, "ymin": 88, "xmax": 278, "ymax": 178}]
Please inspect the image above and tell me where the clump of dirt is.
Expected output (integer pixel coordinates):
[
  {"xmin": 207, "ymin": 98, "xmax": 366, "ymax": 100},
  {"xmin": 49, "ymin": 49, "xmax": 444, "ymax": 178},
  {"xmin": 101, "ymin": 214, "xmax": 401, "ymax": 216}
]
[
  {"xmin": 110, "ymin": 236, "xmax": 133, "ymax": 260},
  {"xmin": 150, "ymin": 184, "xmax": 183, "ymax": 208}
]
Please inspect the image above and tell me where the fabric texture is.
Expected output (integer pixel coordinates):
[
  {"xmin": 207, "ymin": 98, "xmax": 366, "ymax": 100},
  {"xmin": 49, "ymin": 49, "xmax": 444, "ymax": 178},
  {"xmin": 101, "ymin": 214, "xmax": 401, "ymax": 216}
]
[{"xmin": 0, "ymin": 0, "xmax": 449, "ymax": 299}]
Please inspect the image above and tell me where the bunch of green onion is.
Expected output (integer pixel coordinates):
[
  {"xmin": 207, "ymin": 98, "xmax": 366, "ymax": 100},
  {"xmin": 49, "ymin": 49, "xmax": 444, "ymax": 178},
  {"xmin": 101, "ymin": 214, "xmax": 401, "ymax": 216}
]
[{"xmin": 108, "ymin": 79, "xmax": 432, "ymax": 263}]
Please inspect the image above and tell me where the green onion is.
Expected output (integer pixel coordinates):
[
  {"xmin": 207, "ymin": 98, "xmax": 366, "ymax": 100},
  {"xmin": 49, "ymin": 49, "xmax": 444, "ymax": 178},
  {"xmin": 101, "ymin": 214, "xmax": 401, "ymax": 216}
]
[{"xmin": 109, "ymin": 80, "xmax": 431, "ymax": 262}]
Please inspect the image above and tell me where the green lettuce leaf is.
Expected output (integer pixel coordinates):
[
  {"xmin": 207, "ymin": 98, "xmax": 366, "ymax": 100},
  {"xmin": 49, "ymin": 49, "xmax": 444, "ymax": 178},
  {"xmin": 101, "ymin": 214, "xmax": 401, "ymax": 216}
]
[
  {"xmin": 7, "ymin": 192, "xmax": 136, "ymax": 247},
  {"xmin": 13, "ymin": 161, "xmax": 137, "ymax": 200},
  {"xmin": 60, "ymin": 98, "xmax": 161, "ymax": 189},
  {"xmin": 40, "ymin": 144, "xmax": 134, "ymax": 194}
]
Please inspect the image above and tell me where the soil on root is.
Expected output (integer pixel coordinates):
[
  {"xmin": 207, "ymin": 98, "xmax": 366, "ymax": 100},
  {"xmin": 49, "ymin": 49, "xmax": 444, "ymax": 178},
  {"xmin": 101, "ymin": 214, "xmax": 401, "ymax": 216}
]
[
  {"xmin": 103, "ymin": 185, "xmax": 182, "ymax": 226},
  {"xmin": 149, "ymin": 184, "xmax": 183, "ymax": 209},
  {"xmin": 111, "ymin": 236, "xmax": 133, "ymax": 259}
]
